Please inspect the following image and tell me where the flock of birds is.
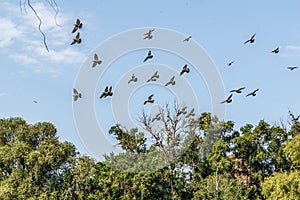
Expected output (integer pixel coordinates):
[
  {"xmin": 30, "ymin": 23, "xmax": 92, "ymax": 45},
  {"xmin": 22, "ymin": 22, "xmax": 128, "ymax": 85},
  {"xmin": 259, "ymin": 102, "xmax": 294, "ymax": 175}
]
[{"xmin": 71, "ymin": 19, "xmax": 298, "ymax": 110}]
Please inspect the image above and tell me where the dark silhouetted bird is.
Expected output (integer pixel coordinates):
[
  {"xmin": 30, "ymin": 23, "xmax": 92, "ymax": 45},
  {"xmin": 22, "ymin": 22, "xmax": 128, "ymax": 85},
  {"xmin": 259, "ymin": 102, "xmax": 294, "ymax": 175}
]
[
  {"xmin": 270, "ymin": 46, "xmax": 281, "ymax": 54},
  {"xmin": 183, "ymin": 36, "xmax": 192, "ymax": 42},
  {"xmin": 99, "ymin": 86, "xmax": 109, "ymax": 99},
  {"xmin": 92, "ymin": 54, "xmax": 102, "ymax": 68},
  {"xmin": 144, "ymin": 94, "xmax": 154, "ymax": 105},
  {"xmin": 33, "ymin": 100, "xmax": 38, "ymax": 103},
  {"xmin": 227, "ymin": 61, "xmax": 235, "ymax": 66},
  {"xmin": 143, "ymin": 50, "xmax": 153, "ymax": 62},
  {"xmin": 244, "ymin": 33, "xmax": 256, "ymax": 44},
  {"xmin": 72, "ymin": 19, "xmax": 83, "ymax": 33},
  {"xmin": 128, "ymin": 74, "xmax": 138, "ymax": 83},
  {"xmin": 246, "ymin": 89, "xmax": 259, "ymax": 97},
  {"xmin": 147, "ymin": 71, "xmax": 159, "ymax": 82},
  {"xmin": 165, "ymin": 76, "xmax": 176, "ymax": 86},
  {"xmin": 289, "ymin": 111, "xmax": 300, "ymax": 123},
  {"xmin": 220, "ymin": 94, "xmax": 233, "ymax": 104},
  {"xmin": 144, "ymin": 29, "xmax": 154, "ymax": 39},
  {"xmin": 288, "ymin": 66, "xmax": 298, "ymax": 71},
  {"xmin": 180, "ymin": 64, "xmax": 190, "ymax": 76},
  {"xmin": 73, "ymin": 88, "xmax": 82, "ymax": 101},
  {"xmin": 230, "ymin": 87, "xmax": 246, "ymax": 94},
  {"xmin": 71, "ymin": 32, "xmax": 81, "ymax": 45}
]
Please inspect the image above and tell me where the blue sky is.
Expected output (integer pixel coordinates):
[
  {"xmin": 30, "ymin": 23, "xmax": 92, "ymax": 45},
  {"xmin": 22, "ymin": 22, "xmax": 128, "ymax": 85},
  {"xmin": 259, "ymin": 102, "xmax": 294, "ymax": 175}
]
[{"xmin": 1, "ymin": 0, "xmax": 300, "ymax": 160}]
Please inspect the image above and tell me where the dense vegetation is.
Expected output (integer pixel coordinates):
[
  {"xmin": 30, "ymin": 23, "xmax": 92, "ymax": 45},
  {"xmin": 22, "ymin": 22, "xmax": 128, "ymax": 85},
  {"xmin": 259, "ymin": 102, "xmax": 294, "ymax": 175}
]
[{"xmin": 0, "ymin": 108, "xmax": 299, "ymax": 199}]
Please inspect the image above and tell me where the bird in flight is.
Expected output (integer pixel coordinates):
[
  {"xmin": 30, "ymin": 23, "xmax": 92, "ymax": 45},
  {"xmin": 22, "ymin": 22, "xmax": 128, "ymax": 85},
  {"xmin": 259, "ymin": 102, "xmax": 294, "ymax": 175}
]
[
  {"xmin": 144, "ymin": 29, "xmax": 155, "ymax": 40},
  {"xmin": 92, "ymin": 54, "xmax": 102, "ymax": 68},
  {"xmin": 289, "ymin": 111, "xmax": 300, "ymax": 123},
  {"xmin": 244, "ymin": 33, "xmax": 256, "ymax": 44},
  {"xmin": 220, "ymin": 94, "xmax": 233, "ymax": 104},
  {"xmin": 165, "ymin": 76, "xmax": 176, "ymax": 86},
  {"xmin": 180, "ymin": 64, "xmax": 190, "ymax": 76},
  {"xmin": 183, "ymin": 36, "xmax": 192, "ymax": 42},
  {"xmin": 73, "ymin": 88, "xmax": 82, "ymax": 101},
  {"xmin": 227, "ymin": 61, "xmax": 235, "ymax": 66},
  {"xmin": 143, "ymin": 50, "xmax": 153, "ymax": 62},
  {"xmin": 144, "ymin": 94, "xmax": 154, "ymax": 105},
  {"xmin": 33, "ymin": 100, "xmax": 38, "ymax": 103},
  {"xmin": 230, "ymin": 87, "xmax": 246, "ymax": 94},
  {"xmin": 246, "ymin": 89, "xmax": 259, "ymax": 97},
  {"xmin": 270, "ymin": 46, "xmax": 281, "ymax": 54},
  {"xmin": 70, "ymin": 32, "xmax": 81, "ymax": 45},
  {"xmin": 287, "ymin": 66, "xmax": 298, "ymax": 71},
  {"xmin": 147, "ymin": 71, "xmax": 159, "ymax": 82},
  {"xmin": 72, "ymin": 19, "xmax": 83, "ymax": 33},
  {"xmin": 128, "ymin": 74, "xmax": 138, "ymax": 83},
  {"xmin": 99, "ymin": 86, "xmax": 113, "ymax": 98}
]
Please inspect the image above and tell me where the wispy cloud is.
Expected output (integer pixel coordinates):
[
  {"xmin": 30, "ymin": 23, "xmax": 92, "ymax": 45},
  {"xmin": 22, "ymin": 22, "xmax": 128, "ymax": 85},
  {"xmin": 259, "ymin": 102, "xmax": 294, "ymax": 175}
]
[
  {"xmin": 0, "ymin": 92, "xmax": 8, "ymax": 97},
  {"xmin": 282, "ymin": 45, "xmax": 300, "ymax": 59},
  {"xmin": 0, "ymin": 1, "xmax": 86, "ymax": 76}
]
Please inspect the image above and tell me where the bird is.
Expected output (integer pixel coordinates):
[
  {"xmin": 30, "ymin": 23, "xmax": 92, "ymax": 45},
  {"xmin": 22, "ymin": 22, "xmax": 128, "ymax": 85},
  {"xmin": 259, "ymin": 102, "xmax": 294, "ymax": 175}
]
[
  {"xmin": 73, "ymin": 88, "xmax": 82, "ymax": 101},
  {"xmin": 70, "ymin": 32, "xmax": 81, "ymax": 45},
  {"xmin": 186, "ymin": 108, "xmax": 195, "ymax": 118},
  {"xmin": 92, "ymin": 54, "xmax": 102, "ymax": 68},
  {"xmin": 99, "ymin": 86, "xmax": 109, "ymax": 99},
  {"xmin": 179, "ymin": 64, "xmax": 190, "ymax": 76},
  {"xmin": 270, "ymin": 46, "xmax": 281, "ymax": 54},
  {"xmin": 128, "ymin": 74, "xmax": 138, "ymax": 83},
  {"xmin": 227, "ymin": 61, "xmax": 235, "ymax": 66},
  {"xmin": 151, "ymin": 113, "xmax": 161, "ymax": 122},
  {"xmin": 144, "ymin": 94, "xmax": 154, "ymax": 105},
  {"xmin": 147, "ymin": 71, "xmax": 159, "ymax": 82},
  {"xmin": 144, "ymin": 29, "xmax": 155, "ymax": 40},
  {"xmin": 143, "ymin": 50, "xmax": 153, "ymax": 62},
  {"xmin": 287, "ymin": 66, "xmax": 298, "ymax": 71},
  {"xmin": 33, "ymin": 100, "xmax": 38, "ymax": 103},
  {"xmin": 220, "ymin": 94, "xmax": 233, "ymax": 104},
  {"xmin": 244, "ymin": 33, "xmax": 256, "ymax": 44},
  {"xmin": 183, "ymin": 36, "xmax": 192, "ymax": 42},
  {"xmin": 246, "ymin": 89, "xmax": 259, "ymax": 97},
  {"xmin": 165, "ymin": 76, "xmax": 176, "ymax": 86},
  {"xmin": 71, "ymin": 19, "xmax": 83, "ymax": 33},
  {"xmin": 289, "ymin": 111, "xmax": 300, "ymax": 123},
  {"xmin": 230, "ymin": 87, "xmax": 246, "ymax": 94}
]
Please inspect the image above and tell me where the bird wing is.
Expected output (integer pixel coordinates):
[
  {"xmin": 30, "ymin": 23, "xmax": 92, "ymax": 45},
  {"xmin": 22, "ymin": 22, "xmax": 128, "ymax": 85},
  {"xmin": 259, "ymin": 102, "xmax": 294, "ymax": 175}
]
[
  {"xmin": 74, "ymin": 95, "xmax": 78, "ymax": 101},
  {"xmin": 149, "ymin": 94, "xmax": 154, "ymax": 99},
  {"xmin": 239, "ymin": 87, "xmax": 246, "ymax": 91},
  {"xmin": 104, "ymin": 86, "xmax": 108, "ymax": 92},
  {"xmin": 170, "ymin": 76, "xmax": 175, "ymax": 81},
  {"xmin": 76, "ymin": 32, "xmax": 80, "ymax": 40},
  {"xmin": 76, "ymin": 19, "xmax": 81, "ymax": 25},
  {"xmin": 73, "ymin": 88, "xmax": 78, "ymax": 95},
  {"xmin": 230, "ymin": 89, "xmax": 237, "ymax": 93},
  {"xmin": 251, "ymin": 33, "xmax": 256, "ymax": 40},
  {"xmin": 227, "ymin": 94, "xmax": 233, "ymax": 100},
  {"xmin": 244, "ymin": 39, "xmax": 250, "ymax": 44},
  {"xmin": 94, "ymin": 54, "xmax": 98, "ymax": 61},
  {"xmin": 148, "ymin": 50, "xmax": 152, "ymax": 56},
  {"xmin": 72, "ymin": 26, "xmax": 78, "ymax": 33}
]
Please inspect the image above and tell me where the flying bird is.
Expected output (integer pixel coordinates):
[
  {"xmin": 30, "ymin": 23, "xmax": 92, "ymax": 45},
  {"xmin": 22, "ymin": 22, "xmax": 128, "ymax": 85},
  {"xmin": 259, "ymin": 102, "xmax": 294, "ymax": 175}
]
[
  {"xmin": 270, "ymin": 46, "xmax": 281, "ymax": 54},
  {"xmin": 179, "ymin": 64, "xmax": 190, "ymax": 76},
  {"xmin": 244, "ymin": 33, "xmax": 256, "ymax": 44},
  {"xmin": 143, "ymin": 50, "xmax": 153, "ymax": 62},
  {"xmin": 128, "ymin": 74, "xmax": 138, "ymax": 83},
  {"xmin": 230, "ymin": 87, "xmax": 246, "ymax": 94},
  {"xmin": 70, "ymin": 32, "xmax": 81, "ymax": 45},
  {"xmin": 289, "ymin": 111, "xmax": 300, "ymax": 123},
  {"xmin": 227, "ymin": 61, "xmax": 235, "ymax": 66},
  {"xmin": 73, "ymin": 88, "xmax": 82, "ymax": 101},
  {"xmin": 92, "ymin": 54, "xmax": 102, "ymax": 68},
  {"xmin": 165, "ymin": 76, "xmax": 176, "ymax": 86},
  {"xmin": 147, "ymin": 71, "xmax": 159, "ymax": 82},
  {"xmin": 144, "ymin": 94, "xmax": 154, "ymax": 105},
  {"xmin": 71, "ymin": 19, "xmax": 83, "ymax": 33},
  {"xmin": 144, "ymin": 29, "xmax": 155, "ymax": 40},
  {"xmin": 33, "ymin": 100, "xmax": 38, "ymax": 103},
  {"xmin": 220, "ymin": 94, "xmax": 233, "ymax": 104},
  {"xmin": 183, "ymin": 36, "xmax": 192, "ymax": 42},
  {"xmin": 99, "ymin": 86, "xmax": 109, "ymax": 99},
  {"xmin": 246, "ymin": 89, "xmax": 259, "ymax": 97},
  {"xmin": 287, "ymin": 66, "xmax": 298, "ymax": 71}
]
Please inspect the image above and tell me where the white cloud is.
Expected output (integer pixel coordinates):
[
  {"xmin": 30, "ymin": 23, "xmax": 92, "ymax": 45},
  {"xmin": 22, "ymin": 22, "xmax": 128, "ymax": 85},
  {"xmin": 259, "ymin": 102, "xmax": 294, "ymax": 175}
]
[
  {"xmin": 0, "ymin": 92, "xmax": 8, "ymax": 97},
  {"xmin": 10, "ymin": 53, "xmax": 40, "ymax": 65},
  {"xmin": 282, "ymin": 45, "xmax": 300, "ymax": 59},
  {"xmin": 0, "ymin": 18, "xmax": 22, "ymax": 47}
]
